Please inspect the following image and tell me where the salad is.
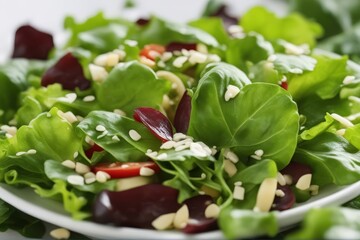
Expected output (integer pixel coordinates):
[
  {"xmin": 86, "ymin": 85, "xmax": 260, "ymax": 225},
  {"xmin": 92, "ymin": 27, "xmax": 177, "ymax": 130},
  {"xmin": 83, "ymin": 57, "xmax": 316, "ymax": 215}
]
[{"xmin": 2, "ymin": 0, "xmax": 360, "ymax": 239}]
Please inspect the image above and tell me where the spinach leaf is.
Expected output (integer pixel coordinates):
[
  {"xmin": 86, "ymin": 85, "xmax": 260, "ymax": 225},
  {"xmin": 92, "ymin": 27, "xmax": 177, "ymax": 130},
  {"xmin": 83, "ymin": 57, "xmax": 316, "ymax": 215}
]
[
  {"xmin": 188, "ymin": 63, "xmax": 299, "ymax": 169},
  {"xmin": 295, "ymin": 132, "xmax": 360, "ymax": 186},
  {"xmin": 96, "ymin": 61, "xmax": 170, "ymax": 115}
]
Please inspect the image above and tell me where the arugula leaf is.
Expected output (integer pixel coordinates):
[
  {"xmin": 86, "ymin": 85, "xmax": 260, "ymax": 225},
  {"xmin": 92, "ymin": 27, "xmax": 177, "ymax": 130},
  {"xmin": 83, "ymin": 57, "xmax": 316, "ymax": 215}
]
[
  {"xmin": 188, "ymin": 63, "xmax": 299, "ymax": 169},
  {"xmin": 295, "ymin": 132, "xmax": 360, "ymax": 186},
  {"xmin": 241, "ymin": 6, "xmax": 323, "ymax": 47},
  {"xmin": 96, "ymin": 61, "xmax": 170, "ymax": 115}
]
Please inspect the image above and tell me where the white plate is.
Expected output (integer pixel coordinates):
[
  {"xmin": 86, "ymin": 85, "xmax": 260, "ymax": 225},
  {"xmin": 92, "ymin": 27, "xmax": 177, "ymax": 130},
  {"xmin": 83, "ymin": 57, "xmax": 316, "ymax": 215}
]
[{"xmin": 1, "ymin": 182, "xmax": 360, "ymax": 239}]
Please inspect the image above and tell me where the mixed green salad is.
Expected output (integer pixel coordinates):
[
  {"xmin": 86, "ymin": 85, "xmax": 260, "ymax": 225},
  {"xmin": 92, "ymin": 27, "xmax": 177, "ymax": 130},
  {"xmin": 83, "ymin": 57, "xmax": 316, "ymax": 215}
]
[{"xmin": 3, "ymin": 0, "xmax": 360, "ymax": 239}]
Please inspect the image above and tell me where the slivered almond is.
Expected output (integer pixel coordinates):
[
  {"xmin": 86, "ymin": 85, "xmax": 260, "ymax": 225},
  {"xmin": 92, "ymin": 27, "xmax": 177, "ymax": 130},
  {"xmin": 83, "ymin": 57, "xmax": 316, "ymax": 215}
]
[
  {"xmin": 254, "ymin": 178, "xmax": 277, "ymax": 212},
  {"xmin": 152, "ymin": 213, "xmax": 176, "ymax": 230},
  {"xmin": 173, "ymin": 205, "xmax": 189, "ymax": 229},
  {"xmin": 296, "ymin": 174, "xmax": 312, "ymax": 190},
  {"xmin": 205, "ymin": 204, "xmax": 220, "ymax": 219}
]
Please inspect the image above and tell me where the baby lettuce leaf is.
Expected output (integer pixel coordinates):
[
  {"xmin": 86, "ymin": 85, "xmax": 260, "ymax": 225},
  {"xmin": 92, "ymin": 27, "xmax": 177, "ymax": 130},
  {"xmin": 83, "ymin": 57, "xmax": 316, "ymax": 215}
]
[
  {"xmin": 241, "ymin": 6, "xmax": 323, "ymax": 48},
  {"xmin": 77, "ymin": 110, "xmax": 161, "ymax": 162},
  {"xmin": 344, "ymin": 124, "xmax": 360, "ymax": 150},
  {"xmin": 0, "ymin": 199, "xmax": 46, "ymax": 238},
  {"xmin": 287, "ymin": 207, "xmax": 360, "ymax": 239},
  {"xmin": 219, "ymin": 207, "xmax": 278, "ymax": 239},
  {"xmin": 0, "ymin": 60, "xmax": 47, "ymax": 124},
  {"xmin": 96, "ymin": 61, "xmax": 170, "ymax": 115},
  {"xmin": 288, "ymin": 54, "xmax": 348, "ymax": 101},
  {"xmin": 226, "ymin": 33, "xmax": 274, "ymax": 72},
  {"xmin": 295, "ymin": 132, "xmax": 360, "ymax": 186},
  {"xmin": 64, "ymin": 12, "xmax": 134, "ymax": 53},
  {"xmin": 136, "ymin": 17, "xmax": 218, "ymax": 47},
  {"xmin": 188, "ymin": 17, "xmax": 229, "ymax": 45},
  {"xmin": 272, "ymin": 54, "xmax": 317, "ymax": 75},
  {"xmin": 188, "ymin": 63, "xmax": 299, "ymax": 169}
]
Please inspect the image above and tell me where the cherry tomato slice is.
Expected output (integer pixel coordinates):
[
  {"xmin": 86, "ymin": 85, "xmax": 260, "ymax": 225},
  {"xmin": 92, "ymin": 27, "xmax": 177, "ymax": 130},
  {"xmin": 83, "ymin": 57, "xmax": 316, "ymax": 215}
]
[
  {"xmin": 140, "ymin": 44, "xmax": 165, "ymax": 61},
  {"xmin": 92, "ymin": 161, "xmax": 161, "ymax": 178}
]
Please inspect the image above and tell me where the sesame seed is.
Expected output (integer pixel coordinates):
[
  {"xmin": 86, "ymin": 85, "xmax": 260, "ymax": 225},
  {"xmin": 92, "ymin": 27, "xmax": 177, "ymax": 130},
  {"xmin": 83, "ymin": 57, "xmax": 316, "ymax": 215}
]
[
  {"xmin": 228, "ymin": 25, "xmax": 244, "ymax": 35},
  {"xmin": 181, "ymin": 49, "xmax": 190, "ymax": 56},
  {"xmin": 96, "ymin": 125, "xmax": 106, "ymax": 132},
  {"xmin": 267, "ymin": 55, "xmax": 277, "ymax": 62},
  {"xmin": 96, "ymin": 171, "xmax": 111, "ymax": 183},
  {"xmin": 284, "ymin": 42, "xmax": 306, "ymax": 55},
  {"xmin": 160, "ymin": 140, "xmax": 176, "ymax": 150},
  {"xmin": 75, "ymin": 162, "xmax": 91, "ymax": 175},
  {"xmin": 16, "ymin": 151, "xmax": 26, "ymax": 156},
  {"xmin": 148, "ymin": 50, "xmax": 161, "ymax": 59},
  {"xmin": 254, "ymin": 149, "xmax": 264, "ymax": 157},
  {"xmin": 190, "ymin": 142, "xmax": 208, "ymax": 158},
  {"xmin": 196, "ymin": 43, "xmax": 208, "ymax": 54},
  {"xmin": 139, "ymin": 56, "xmax": 156, "ymax": 68},
  {"xmin": 124, "ymin": 40, "xmax": 138, "ymax": 47},
  {"xmin": 112, "ymin": 135, "xmax": 121, "ymax": 141},
  {"xmin": 156, "ymin": 153, "xmax": 168, "ymax": 160},
  {"xmin": 129, "ymin": 129, "xmax": 141, "ymax": 141},
  {"xmin": 89, "ymin": 64, "xmax": 108, "ymax": 83},
  {"xmin": 83, "ymin": 95, "xmax": 95, "ymax": 102},
  {"xmin": 84, "ymin": 172, "xmax": 96, "ymax": 184},
  {"xmin": 207, "ymin": 54, "xmax": 221, "ymax": 62},
  {"xmin": 27, "ymin": 149, "xmax": 37, "ymax": 155},
  {"xmin": 139, "ymin": 167, "xmax": 155, "ymax": 176},
  {"xmin": 175, "ymin": 144, "xmax": 190, "ymax": 152},
  {"xmin": 224, "ymin": 85, "xmax": 240, "ymax": 101},
  {"xmin": 173, "ymin": 56, "xmax": 188, "ymax": 68},
  {"xmin": 113, "ymin": 109, "xmax": 126, "ymax": 116},
  {"xmin": 157, "ymin": 60, "xmax": 166, "ymax": 68},
  {"xmin": 161, "ymin": 52, "xmax": 173, "ymax": 62},
  {"xmin": 146, "ymin": 151, "xmax": 158, "ymax": 158},
  {"xmin": 62, "ymin": 160, "xmax": 76, "ymax": 169},
  {"xmin": 67, "ymin": 175, "xmax": 84, "ymax": 186},
  {"xmin": 50, "ymin": 228, "xmax": 70, "ymax": 240},
  {"xmin": 201, "ymin": 173, "xmax": 206, "ymax": 179},
  {"xmin": 173, "ymin": 133, "xmax": 187, "ymax": 141},
  {"xmin": 94, "ymin": 52, "xmax": 120, "ymax": 67},
  {"xmin": 343, "ymin": 76, "xmax": 356, "ymax": 85}
]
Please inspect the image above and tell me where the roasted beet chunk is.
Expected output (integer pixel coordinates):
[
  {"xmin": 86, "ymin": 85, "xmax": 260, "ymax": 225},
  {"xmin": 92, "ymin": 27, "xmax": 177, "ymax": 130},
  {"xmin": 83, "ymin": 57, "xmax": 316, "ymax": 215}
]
[
  {"xmin": 166, "ymin": 42, "xmax": 197, "ymax": 52},
  {"xmin": 271, "ymin": 184, "xmax": 296, "ymax": 211},
  {"xmin": 211, "ymin": 5, "xmax": 239, "ymax": 29},
  {"xmin": 182, "ymin": 195, "xmax": 218, "ymax": 234},
  {"xmin": 174, "ymin": 91, "xmax": 191, "ymax": 134},
  {"xmin": 12, "ymin": 25, "xmax": 54, "ymax": 60},
  {"xmin": 41, "ymin": 53, "xmax": 90, "ymax": 90},
  {"xmin": 92, "ymin": 184, "xmax": 180, "ymax": 229}
]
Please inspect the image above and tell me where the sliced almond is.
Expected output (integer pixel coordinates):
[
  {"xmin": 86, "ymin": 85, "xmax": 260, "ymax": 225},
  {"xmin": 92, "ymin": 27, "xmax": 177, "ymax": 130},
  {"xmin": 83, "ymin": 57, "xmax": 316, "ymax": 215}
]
[
  {"xmin": 116, "ymin": 176, "xmax": 153, "ymax": 191},
  {"xmin": 50, "ymin": 228, "xmax": 70, "ymax": 240},
  {"xmin": 254, "ymin": 178, "xmax": 277, "ymax": 212},
  {"xmin": 152, "ymin": 213, "xmax": 176, "ymax": 230},
  {"xmin": 224, "ymin": 160, "xmax": 237, "ymax": 177},
  {"xmin": 173, "ymin": 205, "xmax": 189, "ymax": 229},
  {"xmin": 296, "ymin": 174, "xmax": 312, "ymax": 190},
  {"xmin": 204, "ymin": 203, "xmax": 220, "ymax": 219}
]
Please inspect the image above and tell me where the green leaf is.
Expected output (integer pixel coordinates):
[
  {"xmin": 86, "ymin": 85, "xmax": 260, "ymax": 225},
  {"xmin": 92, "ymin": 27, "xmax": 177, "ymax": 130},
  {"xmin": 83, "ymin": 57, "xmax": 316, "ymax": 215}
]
[
  {"xmin": 299, "ymin": 113, "xmax": 336, "ymax": 141},
  {"xmin": 188, "ymin": 63, "xmax": 299, "ymax": 168},
  {"xmin": 288, "ymin": 54, "xmax": 348, "ymax": 101},
  {"xmin": 272, "ymin": 54, "xmax": 317, "ymax": 75},
  {"xmin": 96, "ymin": 61, "xmax": 170, "ymax": 115},
  {"xmin": 136, "ymin": 17, "xmax": 219, "ymax": 47},
  {"xmin": 219, "ymin": 207, "xmax": 278, "ymax": 239},
  {"xmin": 226, "ymin": 33, "xmax": 274, "ymax": 71},
  {"xmin": 77, "ymin": 110, "xmax": 161, "ymax": 162},
  {"xmin": 287, "ymin": 207, "xmax": 360, "ymax": 239},
  {"xmin": 241, "ymin": 6, "xmax": 323, "ymax": 47},
  {"xmin": 295, "ymin": 132, "xmax": 360, "ymax": 186},
  {"xmin": 344, "ymin": 124, "xmax": 360, "ymax": 150},
  {"xmin": 189, "ymin": 17, "xmax": 229, "ymax": 45}
]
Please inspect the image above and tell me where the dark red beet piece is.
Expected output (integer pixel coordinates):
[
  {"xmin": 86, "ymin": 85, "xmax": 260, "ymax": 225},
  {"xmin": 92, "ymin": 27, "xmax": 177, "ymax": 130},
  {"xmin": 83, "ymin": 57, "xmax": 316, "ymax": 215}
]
[
  {"xmin": 182, "ymin": 195, "xmax": 218, "ymax": 234},
  {"xmin": 133, "ymin": 107, "xmax": 173, "ymax": 142},
  {"xmin": 174, "ymin": 92, "xmax": 191, "ymax": 134},
  {"xmin": 41, "ymin": 53, "xmax": 91, "ymax": 90},
  {"xmin": 271, "ymin": 185, "xmax": 296, "ymax": 211},
  {"xmin": 136, "ymin": 18, "xmax": 150, "ymax": 26},
  {"xmin": 93, "ymin": 184, "xmax": 180, "ymax": 228},
  {"xmin": 166, "ymin": 42, "xmax": 197, "ymax": 52},
  {"xmin": 211, "ymin": 5, "xmax": 239, "ymax": 30},
  {"xmin": 12, "ymin": 25, "xmax": 54, "ymax": 60},
  {"xmin": 281, "ymin": 162, "xmax": 312, "ymax": 184},
  {"xmin": 280, "ymin": 81, "xmax": 288, "ymax": 90},
  {"xmin": 85, "ymin": 144, "xmax": 103, "ymax": 158}
]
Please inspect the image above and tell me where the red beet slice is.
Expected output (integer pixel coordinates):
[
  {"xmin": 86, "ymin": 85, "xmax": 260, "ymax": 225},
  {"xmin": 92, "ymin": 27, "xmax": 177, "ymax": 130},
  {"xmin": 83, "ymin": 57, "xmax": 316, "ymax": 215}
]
[
  {"xmin": 133, "ymin": 107, "xmax": 173, "ymax": 142},
  {"xmin": 174, "ymin": 92, "xmax": 191, "ymax": 134},
  {"xmin": 12, "ymin": 25, "xmax": 54, "ymax": 60},
  {"xmin": 93, "ymin": 184, "xmax": 180, "ymax": 229},
  {"xmin": 211, "ymin": 5, "xmax": 239, "ymax": 30},
  {"xmin": 85, "ymin": 144, "xmax": 103, "ymax": 158},
  {"xmin": 271, "ymin": 184, "xmax": 296, "ymax": 211},
  {"xmin": 280, "ymin": 162, "xmax": 312, "ymax": 184},
  {"xmin": 182, "ymin": 195, "xmax": 218, "ymax": 234},
  {"xmin": 41, "ymin": 53, "xmax": 90, "ymax": 90},
  {"xmin": 136, "ymin": 18, "xmax": 150, "ymax": 26},
  {"xmin": 166, "ymin": 42, "xmax": 197, "ymax": 52}
]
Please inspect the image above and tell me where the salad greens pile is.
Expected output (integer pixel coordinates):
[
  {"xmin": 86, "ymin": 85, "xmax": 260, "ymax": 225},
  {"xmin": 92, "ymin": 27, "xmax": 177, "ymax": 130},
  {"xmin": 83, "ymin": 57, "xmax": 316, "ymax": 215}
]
[{"xmin": 2, "ymin": 0, "xmax": 360, "ymax": 239}]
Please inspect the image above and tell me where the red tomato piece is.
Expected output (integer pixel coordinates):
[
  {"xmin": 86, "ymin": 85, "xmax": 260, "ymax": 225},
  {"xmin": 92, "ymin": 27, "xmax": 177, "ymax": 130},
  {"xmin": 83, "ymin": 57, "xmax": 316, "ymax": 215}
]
[
  {"xmin": 140, "ymin": 44, "xmax": 165, "ymax": 61},
  {"xmin": 92, "ymin": 161, "xmax": 161, "ymax": 178}
]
